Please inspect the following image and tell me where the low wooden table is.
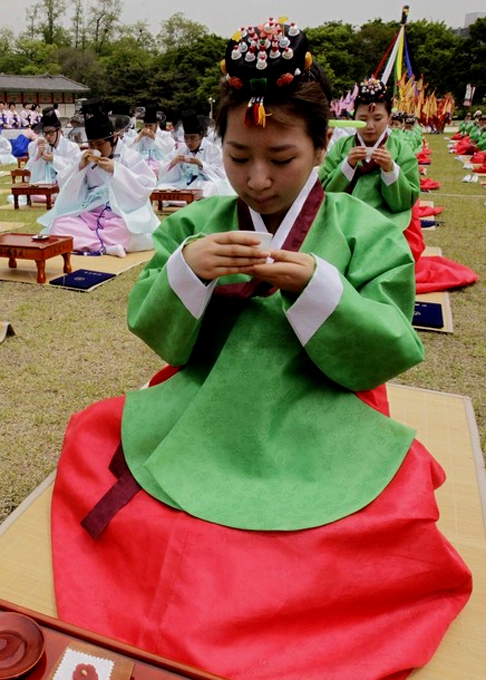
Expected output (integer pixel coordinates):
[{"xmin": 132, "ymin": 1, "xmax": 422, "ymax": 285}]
[
  {"xmin": 11, "ymin": 183, "xmax": 59, "ymax": 210},
  {"xmin": 0, "ymin": 599, "xmax": 225, "ymax": 680},
  {"xmin": 0, "ymin": 233, "xmax": 73, "ymax": 284},
  {"xmin": 150, "ymin": 189, "xmax": 203, "ymax": 212},
  {"xmin": 17, "ymin": 155, "xmax": 29, "ymax": 168},
  {"xmin": 11, "ymin": 168, "xmax": 31, "ymax": 183}
]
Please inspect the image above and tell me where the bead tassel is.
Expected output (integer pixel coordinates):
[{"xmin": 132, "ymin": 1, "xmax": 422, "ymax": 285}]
[{"xmin": 244, "ymin": 97, "xmax": 269, "ymax": 127}]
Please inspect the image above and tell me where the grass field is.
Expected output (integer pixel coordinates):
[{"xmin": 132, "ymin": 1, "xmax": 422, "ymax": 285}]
[{"xmin": 0, "ymin": 134, "xmax": 484, "ymax": 523}]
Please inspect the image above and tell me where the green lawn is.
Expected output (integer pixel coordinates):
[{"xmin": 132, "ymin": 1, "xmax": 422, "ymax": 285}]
[{"xmin": 0, "ymin": 135, "xmax": 484, "ymax": 522}]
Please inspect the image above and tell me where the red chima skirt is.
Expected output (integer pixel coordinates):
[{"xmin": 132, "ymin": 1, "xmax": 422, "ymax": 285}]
[{"xmin": 51, "ymin": 378, "xmax": 472, "ymax": 680}]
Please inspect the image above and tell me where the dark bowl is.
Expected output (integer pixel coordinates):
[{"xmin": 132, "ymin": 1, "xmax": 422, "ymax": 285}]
[{"xmin": 0, "ymin": 612, "xmax": 45, "ymax": 679}]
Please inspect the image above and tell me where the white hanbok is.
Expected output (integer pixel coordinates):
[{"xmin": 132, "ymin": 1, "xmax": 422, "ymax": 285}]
[
  {"xmin": 27, "ymin": 135, "xmax": 81, "ymax": 184},
  {"xmin": 37, "ymin": 143, "xmax": 159, "ymax": 253},
  {"xmin": 5, "ymin": 110, "xmax": 21, "ymax": 128},
  {"xmin": 20, "ymin": 108, "xmax": 32, "ymax": 128},
  {"xmin": 157, "ymin": 140, "xmax": 234, "ymax": 197},
  {"xmin": 0, "ymin": 135, "xmax": 15, "ymax": 165},
  {"xmin": 129, "ymin": 132, "xmax": 175, "ymax": 178}
]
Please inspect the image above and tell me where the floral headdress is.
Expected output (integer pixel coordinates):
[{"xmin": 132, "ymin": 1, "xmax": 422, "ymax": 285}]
[{"xmin": 220, "ymin": 17, "xmax": 313, "ymax": 127}]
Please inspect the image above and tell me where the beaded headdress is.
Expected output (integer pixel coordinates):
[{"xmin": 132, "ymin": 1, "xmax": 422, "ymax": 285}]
[
  {"xmin": 355, "ymin": 78, "xmax": 389, "ymax": 112},
  {"xmin": 220, "ymin": 17, "xmax": 313, "ymax": 127}
]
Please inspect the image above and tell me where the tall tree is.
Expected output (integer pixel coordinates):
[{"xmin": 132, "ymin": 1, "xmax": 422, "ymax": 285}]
[
  {"xmin": 70, "ymin": 0, "xmax": 88, "ymax": 50},
  {"xmin": 461, "ymin": 18, "xmax": 486, "ymax": 103},
  {"xmin": 100, "ymin": 35, "xmax": 156, "ymax": 107},
  {"xmin": 87, "ymin": 0, "xmax": 123, "ymax": 55},
  {"xmin": 0, "ymin": 29, "xmax": 27, "ymax": 73},
  {"xmin": 304, "ymin": 23, "xmax": 357, "ymax": 96},
  {"xmin": 58, "ymin": 45, "xmax": 108, "ymax": 93},
  {"xmin": 118, "ymin": 22, "xmax": 156, "ymax": 52},
  {"xmin": 156, "ymin": 12, "xmax": 209, "ymax": 52},
  {"xmin": 15, "ymin": 38, "xmax": 61, "ymax": 74},
  {"xmin": 400, "ymin": 20, "xmax": 462, "ymax": 102},
  {"xmin": 32, "ymin": 0, "xmax": 69, "ymax": 45},
  {"xmin": 355, "ymin": 20, "xmax": 399, "ymax": 80},
  {"xmin": 150, "ymin": 33, "xmax": 226, "ymax": 120}
]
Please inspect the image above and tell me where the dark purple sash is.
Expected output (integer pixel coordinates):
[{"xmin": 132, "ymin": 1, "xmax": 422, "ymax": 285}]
[{"xmin": 81, "ymin": 443, "xmax": 141, "ymax": 539}]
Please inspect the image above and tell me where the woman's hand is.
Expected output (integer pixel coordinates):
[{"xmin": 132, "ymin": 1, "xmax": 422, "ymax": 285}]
[
  {"xmin": 248, "ymin": 250, "xmax": 315, "ymax": 294},
  {"xmin": 346, "ymin": 146, "xmax": 369, "ymax": 168},
  {"xmin": 183, "ymin": 232, "xmax": 270, "ymax": 281},
  {"xmin": 370, "ymin": 147, "xmax": 394, "ymax": 172}
]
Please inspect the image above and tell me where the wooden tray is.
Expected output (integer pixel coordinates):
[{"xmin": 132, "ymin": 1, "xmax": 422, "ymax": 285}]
[{"xmin": 0, "ymin": 600, "xmax": 226, "ymax": 680}]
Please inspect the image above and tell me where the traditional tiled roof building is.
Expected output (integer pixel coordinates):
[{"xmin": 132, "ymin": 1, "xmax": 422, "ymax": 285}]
[{"xmin": 0, "ymin": 74, "xmax": 89, "ymax": 117}]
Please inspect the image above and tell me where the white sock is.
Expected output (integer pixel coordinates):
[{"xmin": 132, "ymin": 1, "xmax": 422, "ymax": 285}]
[{"xmin": 105, "ymin": 244, "xmax": 126, "ymax": 258}]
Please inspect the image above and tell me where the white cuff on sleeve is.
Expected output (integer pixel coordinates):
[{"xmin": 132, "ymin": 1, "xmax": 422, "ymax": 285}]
[
  {"xmin": 286, "ymin": 256, "xmax": 343, "ymax": 346},
  {"xmin": 342, "ymin": 159, "xmax": 356, "ymax": 182},
  {"xmin": 381, "ymin": 161, "xmax": 400, "ymax": 185},
  {"xmin": 166, "ymin": 242, "xmax": 217, "ymax": 319}
]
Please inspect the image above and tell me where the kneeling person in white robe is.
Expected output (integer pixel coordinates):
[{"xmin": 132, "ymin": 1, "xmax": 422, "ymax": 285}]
[
  {"xmin": 129, "ymin": 106, "xmax": 175, "ymax": 179},
  {"xmin": 157, "ymin": 109, "xmax": 233, "ymax": 197},
  {"xmin": 27, "ymin": 107, "xmax": 81, "ymax": 187},
  {"xmin": 37, "ymin": 112, "xmax": 159, "ymax": 257}
]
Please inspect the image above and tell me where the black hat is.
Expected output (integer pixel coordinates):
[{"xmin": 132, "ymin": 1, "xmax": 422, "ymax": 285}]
[
  {"xmin": 143, "ymin": 107, "xmax": 160, "ymax": 124},
  {"xmin": 34, "ymin": 107, "xmax": 61, "ymax": 133},
  {"xmin": 85, "ymin": 112, "xmax": 115, "ymax": 141},
  {"xmin": 181, "ymin": 109, "xmax": 204, "ymax": 135},
  {"xmin": 221, "ymin": 18, "xmax": 313, "ymax": 125},
  {"xmin": 81, "ymin": 98, "xmax": 106, "ymax": 119}
]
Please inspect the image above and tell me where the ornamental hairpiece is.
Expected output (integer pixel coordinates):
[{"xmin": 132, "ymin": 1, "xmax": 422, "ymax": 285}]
[
  {"xmin": 220, "ymin": 17, "xmax": 313, "ymax": 127},
  {"xmin": 357, "ymin": 78, "xmax": 387, "ymax": 101}
]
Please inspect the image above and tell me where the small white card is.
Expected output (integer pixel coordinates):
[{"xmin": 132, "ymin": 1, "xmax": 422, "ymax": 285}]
[{"xmin": 52, "ymin": 647, "xmax": 114, "ymax": 680}]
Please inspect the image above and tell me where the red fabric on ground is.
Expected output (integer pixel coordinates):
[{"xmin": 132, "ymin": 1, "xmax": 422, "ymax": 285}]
[
  {"xmin": 51, "ymin": 390, "xmax": 471, "ymax": 680},
  {"xmin": 416, "ymin": 152, "xmax": 431, "ymax": 164},
  {"xmin": 451, "ymin": 137, "xmax": 473, "ymax": 155},
  {"xmin": 420, "ymin": 178, "xmax": 441, "ymax": 191},
  {"xmin": 417, "ymin": 205, "xmax": 444, "ymax": 217},
  {"xmin": 470, "ymin": 151, "xmax": 486, "ymax": 164},
  {"xmin": 415, "ymin": 256, "xmax": 479, "ymax": 293}
]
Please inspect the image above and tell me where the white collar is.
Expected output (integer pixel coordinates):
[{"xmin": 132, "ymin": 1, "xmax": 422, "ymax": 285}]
[
  {"xmin": 356, "ymin": 127, "xmax": 389, "ymax": 160},
  {"xmin": 248, "ymin": 168, "xmax": 318, "ymax": 250}
]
